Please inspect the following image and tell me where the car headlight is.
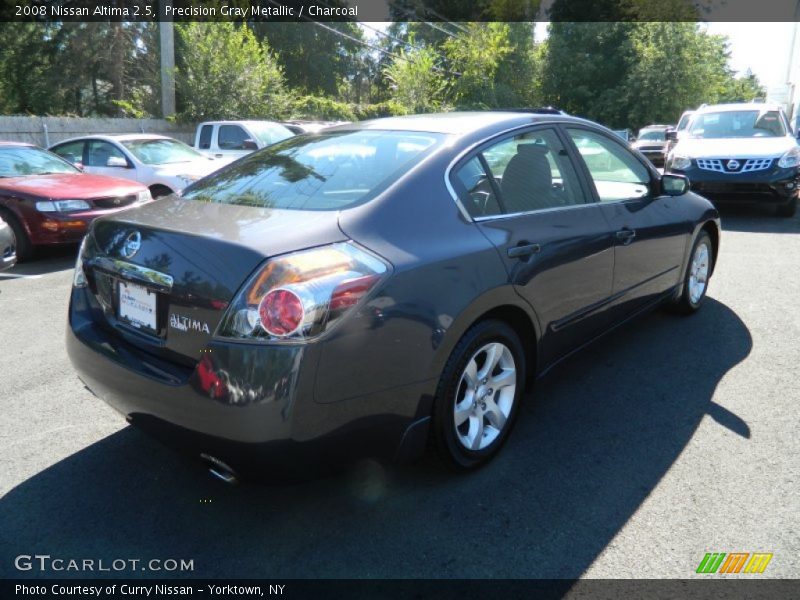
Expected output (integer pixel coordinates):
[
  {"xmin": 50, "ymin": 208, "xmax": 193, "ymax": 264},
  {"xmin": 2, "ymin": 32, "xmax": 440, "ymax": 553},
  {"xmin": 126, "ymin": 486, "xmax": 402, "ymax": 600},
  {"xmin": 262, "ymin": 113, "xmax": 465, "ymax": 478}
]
[
  {"xmin": 137, "ymin": 190, "xmax": 152, "ymax": 203},
  {"xmin": 777, "ymin": 147, "xmax": 800, "ymax": 169},
  {"xmin": 177, "ymin": 174, "xmax": 201, "ymax": 185},
  {"xmin": 36, "ymin": 200, "xmax": 91, "ymax": 212},
  {"xmin": 670, "ymin": 155, "xmax": 692, "ymax": 170}
]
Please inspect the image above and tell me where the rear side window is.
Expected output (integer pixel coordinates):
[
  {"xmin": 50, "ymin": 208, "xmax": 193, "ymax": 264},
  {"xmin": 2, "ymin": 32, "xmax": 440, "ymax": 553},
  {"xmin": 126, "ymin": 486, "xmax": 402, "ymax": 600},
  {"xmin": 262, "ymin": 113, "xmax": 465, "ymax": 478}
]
[
  {"xmin": 218, "ymin": 125, "xmax": 250, "ymax": 150},
  {"xmin": 198, "ymin": 125, "xmax": 213, "ymax": 150},
  {"xmin": 453, "ymin": 127, "xmax": 585, "ymax": 217},
  {"xmin": 182, "ymin": 130, "xmax": 444, "ymax": 211},
  {"xmin": 52, "ymin": 141, "xmax": 85, "ymax": 166}
]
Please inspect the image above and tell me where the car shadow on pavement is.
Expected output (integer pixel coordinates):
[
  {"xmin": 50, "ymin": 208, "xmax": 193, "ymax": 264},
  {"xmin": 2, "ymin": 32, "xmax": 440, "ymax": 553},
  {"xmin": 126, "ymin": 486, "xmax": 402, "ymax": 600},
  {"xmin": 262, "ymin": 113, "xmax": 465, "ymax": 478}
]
[
  {"xmin": 0, "ymin": 298, "xmax": 752, "ymax": 579},
  {"xmin": 0, "ymin": 244, "xmax": 78, "ymax": 277},
  {"xmin": 717, "ymin": 204, "xmax": 800, "ymax": 234}
]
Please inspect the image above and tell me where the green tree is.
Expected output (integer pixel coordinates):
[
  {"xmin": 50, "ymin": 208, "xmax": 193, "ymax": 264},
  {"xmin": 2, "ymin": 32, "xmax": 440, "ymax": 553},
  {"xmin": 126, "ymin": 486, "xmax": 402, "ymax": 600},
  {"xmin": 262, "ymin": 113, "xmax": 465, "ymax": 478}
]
[
  {"xmin": 175, "ymin": 22, "xmax": 292, "ymax": 122},
  {"xmin": 382, "ymin": 46, "xmax": 448, "ymax": 113}
]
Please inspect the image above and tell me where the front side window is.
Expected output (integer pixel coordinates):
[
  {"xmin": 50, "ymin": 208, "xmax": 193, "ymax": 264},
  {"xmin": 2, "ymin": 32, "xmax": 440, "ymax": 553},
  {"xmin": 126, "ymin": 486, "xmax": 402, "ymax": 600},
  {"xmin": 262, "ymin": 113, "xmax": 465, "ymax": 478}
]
[
  {"xmin": 568, "ymin": 129, "xmax": 651, "ymax": 202},
  {"xmin": 121, "ymin": 138, "xmax": 206, "ymax": 165},
  {"xmin": 86, "ymin": 141, "xmax": 128, "ymax": 167},
  {"xmin": 688, "ymin": 110, "xmax": 787, "ymax": 138},
  {"xmin": 218, "ymin": 125, "xmax": 250, "ymax": 150},
  {"xmin": 182, "ymin": 130, "xmax": 444, "ymax": 211},
  {"xmin": 0, "ymin": 146, "xmax": 80, "ymax": 177}
]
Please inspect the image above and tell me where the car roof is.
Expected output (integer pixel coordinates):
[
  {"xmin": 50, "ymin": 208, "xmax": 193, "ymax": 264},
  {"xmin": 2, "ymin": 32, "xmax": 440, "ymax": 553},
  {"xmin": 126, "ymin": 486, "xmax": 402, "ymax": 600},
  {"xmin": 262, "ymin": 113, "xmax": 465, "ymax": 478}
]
[
  {"xmin": 52, "ymin": 133, "xmax": 173, "ymax": 145},
  {"xmin": 199, "ymin": 120, "xmax": 285, "ymax": 126},
  {"xmin": 696, "ymin": 102, "xmax": 784, "ymax": 113},
  {"xmin": 329, "ymin": 111, "xmax": 593, "ymax": 137},
  {"xmin": 0, "ymin": 141, "xmax": 35, "ymax": 147}
]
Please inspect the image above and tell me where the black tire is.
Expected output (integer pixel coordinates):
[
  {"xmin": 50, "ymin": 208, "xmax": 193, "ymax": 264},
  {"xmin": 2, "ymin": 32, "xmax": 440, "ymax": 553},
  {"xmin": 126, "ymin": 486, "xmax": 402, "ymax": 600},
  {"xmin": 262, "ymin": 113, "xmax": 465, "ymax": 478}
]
[
  {"xmin": 671, "ymin": 231, "xmax": 714, "ymax": 315},
  {"xmin": 430, "ymin": 319, "xmax": 526, "ymax": 471},
  {"xmin": 776, "ymin": 196, "xmax": 797, "ymax": 218},
  {"xmin": 0, "ymin": 211, "xmax": 32, "ymax": 262}
]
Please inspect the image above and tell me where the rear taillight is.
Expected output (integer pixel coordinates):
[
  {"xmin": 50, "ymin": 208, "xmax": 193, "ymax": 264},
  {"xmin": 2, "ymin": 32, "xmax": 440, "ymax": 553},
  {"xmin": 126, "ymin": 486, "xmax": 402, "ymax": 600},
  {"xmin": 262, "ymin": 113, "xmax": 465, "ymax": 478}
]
[{"xmin": 216, "ymin": 242, "xmax": 389, "ymax": 343}]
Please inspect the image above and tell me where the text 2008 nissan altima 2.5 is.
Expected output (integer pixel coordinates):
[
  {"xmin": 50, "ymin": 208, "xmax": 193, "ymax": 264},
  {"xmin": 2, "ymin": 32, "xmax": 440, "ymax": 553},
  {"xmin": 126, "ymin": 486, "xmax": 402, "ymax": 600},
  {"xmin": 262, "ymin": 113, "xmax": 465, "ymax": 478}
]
[{"xmin": 67, "ymin": 111, "xmax": 720, "ymax": 481}]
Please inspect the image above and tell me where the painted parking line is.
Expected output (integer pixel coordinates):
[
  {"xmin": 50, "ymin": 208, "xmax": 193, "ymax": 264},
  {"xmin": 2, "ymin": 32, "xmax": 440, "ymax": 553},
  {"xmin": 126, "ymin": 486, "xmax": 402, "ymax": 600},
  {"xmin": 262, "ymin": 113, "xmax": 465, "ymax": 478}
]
[{"xmin": 0, "ymin": 273, "xmax": 44, "ymax": 280}]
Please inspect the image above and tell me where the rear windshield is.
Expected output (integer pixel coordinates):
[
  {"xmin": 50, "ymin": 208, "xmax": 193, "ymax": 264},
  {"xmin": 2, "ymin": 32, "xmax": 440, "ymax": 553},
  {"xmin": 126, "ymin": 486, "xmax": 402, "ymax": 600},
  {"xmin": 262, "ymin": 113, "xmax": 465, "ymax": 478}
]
[
  {"xmin": 181, "ymin": 130, "xmax": 445, "ymax": 210},
  {"xmin": 688, "ymin": 110, "xmax": 787, "ymax": 138},
  {"xmin": 637, "ymin": 130, "xmax": 666, "ymax": 141}
]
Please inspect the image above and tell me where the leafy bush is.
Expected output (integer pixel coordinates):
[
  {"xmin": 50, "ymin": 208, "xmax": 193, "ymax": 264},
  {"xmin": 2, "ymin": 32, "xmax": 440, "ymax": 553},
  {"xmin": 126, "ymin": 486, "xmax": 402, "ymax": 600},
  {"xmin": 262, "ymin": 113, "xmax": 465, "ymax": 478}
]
[
  {"xmin": 354, "ymin": 101, "xmax": 409, "ymax": 120},
  {"xmin": 291, "ymin": 95, "xmax": 355, "ymax": 121}
]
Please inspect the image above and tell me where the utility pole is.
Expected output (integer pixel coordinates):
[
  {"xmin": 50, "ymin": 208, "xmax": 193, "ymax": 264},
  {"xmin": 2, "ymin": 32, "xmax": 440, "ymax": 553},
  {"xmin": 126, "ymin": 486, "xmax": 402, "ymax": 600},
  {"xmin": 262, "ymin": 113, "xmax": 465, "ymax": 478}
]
[{"xmin": 160, "ymin": 20, "xmax": 176, "ymax": 118}]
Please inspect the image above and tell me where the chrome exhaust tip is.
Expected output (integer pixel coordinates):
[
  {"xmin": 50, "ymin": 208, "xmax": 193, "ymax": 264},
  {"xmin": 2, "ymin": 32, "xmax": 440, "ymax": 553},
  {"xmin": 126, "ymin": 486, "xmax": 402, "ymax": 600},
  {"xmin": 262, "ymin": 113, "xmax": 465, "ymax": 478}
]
[{"xmin": 200, "ymin": 453, "xmax": 238, "ymax": 485}]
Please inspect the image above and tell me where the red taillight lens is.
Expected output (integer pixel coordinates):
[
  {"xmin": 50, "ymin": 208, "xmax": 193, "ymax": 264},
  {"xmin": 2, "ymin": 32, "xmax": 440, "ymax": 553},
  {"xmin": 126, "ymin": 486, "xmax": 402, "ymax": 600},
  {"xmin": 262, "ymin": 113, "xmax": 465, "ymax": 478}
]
[
  {"xmin": 258, "ymin": 289, "xmax": 305, "ymax": 337},
  {"xmin": 216, "ymin": 242, "xmax": 390, "ymax": 343}
]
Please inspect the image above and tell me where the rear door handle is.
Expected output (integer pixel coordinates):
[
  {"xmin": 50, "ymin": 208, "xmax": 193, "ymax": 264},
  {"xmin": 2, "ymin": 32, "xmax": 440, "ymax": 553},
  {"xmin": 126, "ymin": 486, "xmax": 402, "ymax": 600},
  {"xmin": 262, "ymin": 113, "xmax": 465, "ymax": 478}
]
[
  {"xmin": 507, "ymin": 243, "xmax": 541, "ymax": 259},
  {"xmin": 615, "ymin": 229, "xmax": 636, "ymax": 245}
]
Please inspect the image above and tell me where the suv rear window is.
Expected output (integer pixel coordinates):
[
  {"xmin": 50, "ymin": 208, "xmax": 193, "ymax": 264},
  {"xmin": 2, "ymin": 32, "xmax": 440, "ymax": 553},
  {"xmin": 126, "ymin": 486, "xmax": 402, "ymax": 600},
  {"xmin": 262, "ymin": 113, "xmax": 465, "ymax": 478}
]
[{"xmin": 181, "ymin": 130, "xmax": 444, "ymax": 210}]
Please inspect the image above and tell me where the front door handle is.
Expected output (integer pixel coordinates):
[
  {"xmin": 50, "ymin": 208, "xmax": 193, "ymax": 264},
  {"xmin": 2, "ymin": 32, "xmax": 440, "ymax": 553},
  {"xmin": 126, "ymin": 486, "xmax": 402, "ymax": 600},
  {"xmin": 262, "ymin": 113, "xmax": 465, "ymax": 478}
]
[
  {"xmin": 615, "ymin": 229, "xmax": 636, "ymax": 245},
  {"xmin": 214, "ymin": 153, "xmax": 223, "ymax": 158},
  {"xmin": 507, "ymin": 243, "xmax": 541, "ymax": 259}
]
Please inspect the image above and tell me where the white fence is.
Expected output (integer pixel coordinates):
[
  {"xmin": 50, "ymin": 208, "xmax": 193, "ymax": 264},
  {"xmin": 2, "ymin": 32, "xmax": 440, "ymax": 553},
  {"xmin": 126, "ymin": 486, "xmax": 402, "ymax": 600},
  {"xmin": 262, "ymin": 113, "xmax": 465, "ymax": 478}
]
[{"xmin": 0, "ymin": 116, "xmax": 195, "ymax": 147}]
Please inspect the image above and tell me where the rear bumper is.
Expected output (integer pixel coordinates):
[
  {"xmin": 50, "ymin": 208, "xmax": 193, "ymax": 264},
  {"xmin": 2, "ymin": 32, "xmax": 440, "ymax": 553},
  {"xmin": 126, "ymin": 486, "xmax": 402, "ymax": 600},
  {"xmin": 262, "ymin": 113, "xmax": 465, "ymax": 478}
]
[
  {"xmin": 640, "ymin": 150, "xmax": 666, "ymax": 167},
  {"xmin": 67, "ymin": 287, "xmax": 433, "ymax": 478},
  {"xmin": 671, "ymin": 165, "xmax": 799, "ymax": 205}
]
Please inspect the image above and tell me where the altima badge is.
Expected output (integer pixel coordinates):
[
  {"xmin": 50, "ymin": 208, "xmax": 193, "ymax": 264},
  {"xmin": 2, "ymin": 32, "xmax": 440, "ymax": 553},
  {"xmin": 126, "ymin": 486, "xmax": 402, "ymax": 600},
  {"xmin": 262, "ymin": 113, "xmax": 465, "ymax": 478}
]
[{"xmin": 120, "ymin": 231, "xmax": 142, "ymax": 259}]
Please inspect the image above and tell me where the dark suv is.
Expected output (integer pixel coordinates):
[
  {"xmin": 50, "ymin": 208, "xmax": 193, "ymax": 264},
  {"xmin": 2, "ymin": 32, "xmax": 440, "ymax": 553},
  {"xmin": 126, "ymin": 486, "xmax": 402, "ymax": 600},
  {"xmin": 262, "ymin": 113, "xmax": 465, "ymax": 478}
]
[{"xmin": 665, "ymin": 103, "xmax": 799, "ymax": 217}]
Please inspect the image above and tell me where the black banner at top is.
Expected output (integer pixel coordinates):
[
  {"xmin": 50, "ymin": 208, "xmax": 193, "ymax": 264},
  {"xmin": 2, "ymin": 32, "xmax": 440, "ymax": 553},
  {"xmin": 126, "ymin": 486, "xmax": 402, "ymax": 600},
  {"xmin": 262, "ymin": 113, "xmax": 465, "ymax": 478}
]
[{"xmin": 1, "ymin": 0, "xmax": 800, "ymax": 23}]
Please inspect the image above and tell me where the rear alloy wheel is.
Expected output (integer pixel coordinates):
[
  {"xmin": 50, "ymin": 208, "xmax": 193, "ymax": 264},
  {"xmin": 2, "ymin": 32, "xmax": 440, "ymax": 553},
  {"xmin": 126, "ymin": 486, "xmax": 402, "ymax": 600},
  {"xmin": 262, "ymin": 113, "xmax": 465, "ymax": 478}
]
[
  {"xmin": 431, "ymin": 320, "xmax": 525, "ymax": 471},
  {"xmin": 776, "ymin": 195, "xmax": 797, "ymax": 218},
  {"xmin": 671, "ymin": 231, "xmax": 713, "ymax": 314}
]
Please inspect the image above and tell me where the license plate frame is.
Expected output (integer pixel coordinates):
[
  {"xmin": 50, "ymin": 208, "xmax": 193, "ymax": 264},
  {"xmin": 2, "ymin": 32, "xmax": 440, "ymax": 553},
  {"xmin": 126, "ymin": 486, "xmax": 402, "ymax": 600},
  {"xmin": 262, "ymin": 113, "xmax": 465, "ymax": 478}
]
[{"xmin": 117, "ymin": 280, "xmax": 158, "ymax": 333}]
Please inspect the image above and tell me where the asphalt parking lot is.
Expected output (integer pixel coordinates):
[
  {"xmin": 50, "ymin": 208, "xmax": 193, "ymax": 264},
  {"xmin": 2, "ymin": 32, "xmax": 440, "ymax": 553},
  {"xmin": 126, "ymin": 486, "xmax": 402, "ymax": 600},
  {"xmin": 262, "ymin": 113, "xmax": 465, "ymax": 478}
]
[{"xmin": 1, "ymin": 206, "xmax": 798, "ymax": 580}]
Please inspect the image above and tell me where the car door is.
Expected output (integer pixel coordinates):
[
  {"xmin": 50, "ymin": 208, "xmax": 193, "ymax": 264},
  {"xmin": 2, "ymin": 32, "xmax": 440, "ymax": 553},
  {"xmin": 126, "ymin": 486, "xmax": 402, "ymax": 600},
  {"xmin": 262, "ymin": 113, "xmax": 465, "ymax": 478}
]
[
  {"xmin": 451, "ymin": 126, "xmax": 615, "ymax": 368},
  {"xmin": 215, "ymin": 125, "xmax": 252, "ymax": 160},
  {"xmin": 565, "ymin": 127, "xmax": 691, "ymax": 319},
  {"xmin": 83, "ymin": 140, "xmax": 136, "ymax": 182}
]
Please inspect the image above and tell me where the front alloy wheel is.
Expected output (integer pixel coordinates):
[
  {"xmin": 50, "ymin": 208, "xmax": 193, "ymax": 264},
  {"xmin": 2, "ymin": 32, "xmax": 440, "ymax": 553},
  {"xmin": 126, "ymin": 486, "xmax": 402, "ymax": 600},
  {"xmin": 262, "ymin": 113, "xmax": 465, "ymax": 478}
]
[{"xmin": 432, "ymin": 320, "xmax": 525, "ymax": 471}]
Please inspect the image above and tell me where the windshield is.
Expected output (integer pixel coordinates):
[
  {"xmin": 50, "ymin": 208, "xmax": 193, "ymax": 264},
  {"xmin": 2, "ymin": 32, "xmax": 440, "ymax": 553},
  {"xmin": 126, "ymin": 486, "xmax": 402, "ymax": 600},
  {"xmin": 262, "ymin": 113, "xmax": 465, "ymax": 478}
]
[
  {"xmin": 121, "ymin": 138, "xmax": 206, "ymax": 165},
  {"xmin": 0, "ymin": 146, "xmax": 80, "ymax": 177},
  {"xmin": 677, "ymin": 112, "xmax": 694, "ymax": 131},
  {"xmin": 688, "ymin": 110, "xmax": 786, "ymax": 138},
  {"xmin": 182, "ymin": 130, "xmax": 445, "ymax": 211},
  {"xmin": 637, "ymin": 130, "xmax": 666, "ymax": 141},
  {"xmin": 247, "ymin": 122, "xmax": 294, "ymax": 146}
]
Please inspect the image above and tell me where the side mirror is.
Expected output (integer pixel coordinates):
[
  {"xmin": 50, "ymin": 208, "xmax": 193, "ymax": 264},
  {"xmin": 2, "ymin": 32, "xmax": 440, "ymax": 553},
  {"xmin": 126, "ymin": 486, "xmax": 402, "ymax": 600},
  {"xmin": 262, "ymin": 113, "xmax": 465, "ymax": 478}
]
[
  {"xmin": 661, "ymin": 173, "xmax": 689, "ymax": 196},
  {"xmin": 665, "ymin": 130, "xmax": 678, "ymax": 142},
  {"xmin": 106, "ymin": 156, "xmax": 128, "ymax": 168},
  {"xmin": 241, "ymin": 139, "xmax": 258, "ymax": 151}
]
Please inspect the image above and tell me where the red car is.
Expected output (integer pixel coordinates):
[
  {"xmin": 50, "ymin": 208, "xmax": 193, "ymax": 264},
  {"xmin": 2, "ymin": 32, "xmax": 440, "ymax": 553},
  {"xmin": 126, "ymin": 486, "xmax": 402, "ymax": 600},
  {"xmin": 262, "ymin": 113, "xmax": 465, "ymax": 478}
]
[{"xmin": 0, "ymin": 142, "xmax": 152, "ymax": 260}]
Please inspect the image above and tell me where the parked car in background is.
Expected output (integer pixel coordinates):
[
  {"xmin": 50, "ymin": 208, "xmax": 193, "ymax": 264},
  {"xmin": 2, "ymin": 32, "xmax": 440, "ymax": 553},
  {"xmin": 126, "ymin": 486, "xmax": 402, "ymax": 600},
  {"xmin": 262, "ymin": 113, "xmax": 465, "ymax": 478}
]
[
  {"xmin": 613, "ymin": 129, "xmax": 634, "ymax": 143},
  {"xmin": 50, "ymin": 134, "xmax": 221, "ymax": 197},
  {"xmin": 194, "ymin": 120, "xmax": 294, "ymax": 163},
  {"xmin": 666, "ymin": 102, "xmax": 799, "ymax": 217},
  {"xmin": 632, "ymin": 124, "xmax": 673, "ymax": 167},
  {"xmin": 0, "ymin": 142, "xmax": 151, "ymax": 260},
  {"xmin": 0, "ymin": 214, "xmax": 16, "ymax": 271},
  {"xmin": 67, "ymin": 111, "xmax": 720, "ymax": 481},
  {"xmin": 280, "ymin": 120, "xmax": 343, "ymax": 135},
  {"xmin": 665, "ymin": 109, "xmax": 696, "ymax": 156}
]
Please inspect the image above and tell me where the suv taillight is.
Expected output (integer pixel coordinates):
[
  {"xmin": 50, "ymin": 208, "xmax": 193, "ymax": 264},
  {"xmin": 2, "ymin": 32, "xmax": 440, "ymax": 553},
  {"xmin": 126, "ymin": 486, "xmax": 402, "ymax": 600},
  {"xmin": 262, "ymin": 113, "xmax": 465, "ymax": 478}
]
[{"xmin": 216, "ymin": 242, "xmax": 389, "ymax": 343}]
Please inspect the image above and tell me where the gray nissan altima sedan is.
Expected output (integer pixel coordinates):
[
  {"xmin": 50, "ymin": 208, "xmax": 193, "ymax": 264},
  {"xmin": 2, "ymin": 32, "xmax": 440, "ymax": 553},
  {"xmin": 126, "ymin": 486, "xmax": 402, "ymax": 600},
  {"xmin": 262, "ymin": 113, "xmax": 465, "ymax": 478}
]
[{"xmin": 67, "ymin": 111, "xmax": 720, "ymax": 481}]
